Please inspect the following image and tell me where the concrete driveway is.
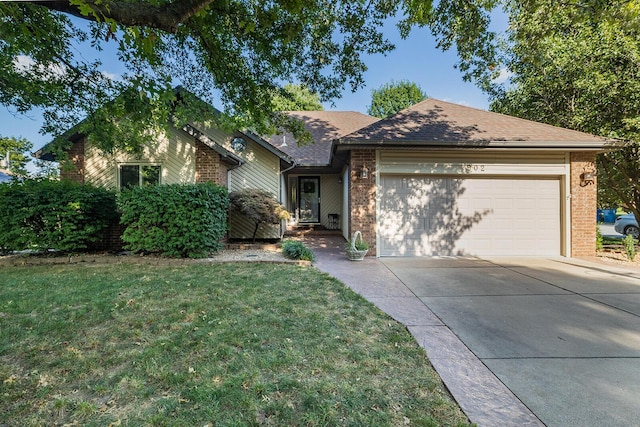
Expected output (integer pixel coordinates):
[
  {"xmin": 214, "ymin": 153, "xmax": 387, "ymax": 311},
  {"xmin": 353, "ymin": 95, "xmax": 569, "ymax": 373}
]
[
  {"xmin": 309, "ymin": 237, "xmax": 640, "ymax": 426},
  {"xmin": 381, "ymin": 257, "xmax": 640, "ymax": 427}
]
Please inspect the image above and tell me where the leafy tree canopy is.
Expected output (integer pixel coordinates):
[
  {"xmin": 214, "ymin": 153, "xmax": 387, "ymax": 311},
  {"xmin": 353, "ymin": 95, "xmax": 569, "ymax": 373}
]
[
  {"xmin": 0, "ymin": 0, "xmax": 502, "ymax": 154},
  {"xmin": 272, "ymin": 84, "xmax": 324, "ymax": 112},
  {"xmin": 367, "ymin": 80, "xmax": 427, "ymax": 118},
  {"xmin": 488, "ymin": 0, "xmax": 640, "ymax": 218},
  {"xmin": 0, "ymin": 136, "xmax": 33, "ymax": 176}
]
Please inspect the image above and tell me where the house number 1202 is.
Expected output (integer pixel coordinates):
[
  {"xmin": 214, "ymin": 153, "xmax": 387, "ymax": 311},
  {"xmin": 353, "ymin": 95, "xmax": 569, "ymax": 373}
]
[{"xmin": 463, "ymin": 164, "xmax": 486, "ymax": 172}]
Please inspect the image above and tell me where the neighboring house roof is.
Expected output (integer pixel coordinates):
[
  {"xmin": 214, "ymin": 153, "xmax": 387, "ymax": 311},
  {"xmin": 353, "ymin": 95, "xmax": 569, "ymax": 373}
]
[
  {"xmin": 337, "ymin": 98, "xmax": 613, "ymax": 150},
  {"xmin": 266, "ymin": 111, "xmax": 379, "ymax": 166}
]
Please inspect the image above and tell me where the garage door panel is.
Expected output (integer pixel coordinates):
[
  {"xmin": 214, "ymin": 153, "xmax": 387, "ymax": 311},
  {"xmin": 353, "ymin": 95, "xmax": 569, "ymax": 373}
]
[{"xmin": 380, "ymin": 177, "xmax": 560, "ymax": 257}]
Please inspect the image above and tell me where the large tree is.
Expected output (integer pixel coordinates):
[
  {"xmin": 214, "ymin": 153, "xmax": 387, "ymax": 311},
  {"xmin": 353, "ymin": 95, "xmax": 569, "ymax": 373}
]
[
  {"xmin": 488, "ymin": 0, "xmax": 640, "ymax": 219},
  {"xmin": 0, "ymin": 0, "xmax": 501, "ymax": 154},
  {"xmin": 367, "ymin": 80, "xmax": 427, "ymax": 118}
]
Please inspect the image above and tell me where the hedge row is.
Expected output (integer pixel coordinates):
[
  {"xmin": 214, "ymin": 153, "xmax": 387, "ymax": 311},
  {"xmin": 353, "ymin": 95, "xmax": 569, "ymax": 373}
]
[
  {"xmin": 0, "ymin": 180, "xmax": 229, "ymax": 258},
  {"xmin": 0, "ymin": 179, "xmax": 118, "ymax": 253}
]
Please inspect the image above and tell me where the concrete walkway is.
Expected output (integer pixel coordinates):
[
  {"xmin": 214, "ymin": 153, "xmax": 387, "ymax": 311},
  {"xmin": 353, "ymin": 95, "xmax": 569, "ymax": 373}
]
[{"xmin": 304, "ymin": 235, "xmax": 640, "ymax": 427}]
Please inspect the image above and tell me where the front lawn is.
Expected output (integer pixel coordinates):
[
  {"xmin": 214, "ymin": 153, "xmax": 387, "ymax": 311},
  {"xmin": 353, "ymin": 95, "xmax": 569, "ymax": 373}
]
[{"xmin": 0, "ymin": 262, "xmax": 470, "ymax": 426}]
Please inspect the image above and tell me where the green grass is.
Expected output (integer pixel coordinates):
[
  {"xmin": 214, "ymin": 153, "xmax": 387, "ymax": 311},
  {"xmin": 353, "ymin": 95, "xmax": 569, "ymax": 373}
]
[{"xmin": 0, "ymin": 263, "xmax": 470, "ymax": 426}]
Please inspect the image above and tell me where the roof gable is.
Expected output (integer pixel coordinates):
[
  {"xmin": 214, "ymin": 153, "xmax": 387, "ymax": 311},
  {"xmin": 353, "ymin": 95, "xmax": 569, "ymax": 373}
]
[
  {"xmin": 266, "ymin": 111, "xmax": 379, "ymax": 166},
  {"xmin": 338, "ymin": 98, "xmax": 612, "ymax": 149}
]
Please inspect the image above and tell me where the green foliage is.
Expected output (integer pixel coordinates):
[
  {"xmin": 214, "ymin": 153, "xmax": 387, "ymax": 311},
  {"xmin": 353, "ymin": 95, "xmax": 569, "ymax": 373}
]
[
  {"xmin": 0, "ymin": 0, "xmax": 401, "ymax": 150},
  {"xmin": 229, "ymin": 188, "xmax": 290, "ymax": 242},
  {"xmin": 0, "ymin": 179, "xmax": 118, "ymax": 253},
  {"xmin": 488, "ymin": 1, "xmax": 640, "ymax": 212},
  {"xmin": 346, "ymin": 230, "xmax": 370, "ymax": 251},
  {"xmin": 624, "ymin": 234, "xmax": 636, "ymax": 261},
  {"xmin": 272, "ymin": 84, "xmax": 324, "ymax": 111},
  {"xmin": 596, "ymin": 225, "xmax": 603, "ymax": 252},
  {"xmin": 0, "ymin": 135, "xmax": 32, "ymax": 177},
  {"xmin": 281, "ymin": 239, "xmax": 315, "ymax": 261},
  {"xmin": 0, "ymin": 0, "xmax": 528, "ymax": 151},
  {"xmin": 118, "ymin": 183, "xmax": 228, "ymax": 258},
  {"xmin": 367, "ymin": 80, "xmax": 427, "ymax": 118}
]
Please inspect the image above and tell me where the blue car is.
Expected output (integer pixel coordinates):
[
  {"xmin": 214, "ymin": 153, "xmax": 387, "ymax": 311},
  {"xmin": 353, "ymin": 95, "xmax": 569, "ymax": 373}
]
[{"xmin": 614, "ymin": 214, "xmax": 639, "ymax": 238}]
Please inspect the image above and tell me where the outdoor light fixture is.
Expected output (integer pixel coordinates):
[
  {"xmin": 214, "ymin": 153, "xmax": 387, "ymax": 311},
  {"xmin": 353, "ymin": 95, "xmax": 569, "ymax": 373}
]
[
  {"xmin": 360, "ymin": 165, "xmax": 369, "ymax": 179},
  {"xmin": 580, "ymin": 169, "xmax": 596, "ymax": 186}
]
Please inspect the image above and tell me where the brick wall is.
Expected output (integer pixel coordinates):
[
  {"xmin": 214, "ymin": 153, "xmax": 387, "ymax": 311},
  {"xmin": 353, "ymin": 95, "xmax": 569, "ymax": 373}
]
[
  {"xmin": 195, "ymin": 141, "xmax": 226, "ymax": 185},
  {"xmin": 349, "ymin": 149, "xmax": 377, "ymax": 256},
  {"xmin": 60, "ymin": 139, "xmax": 85, "ymax": 183},
  {"xmin": 570, "ymin": 152, "xmax": 597, "ymax": 257},
  {"xmin": 90, "ymin": 221, "xmax": 126, "ymax": 252}
]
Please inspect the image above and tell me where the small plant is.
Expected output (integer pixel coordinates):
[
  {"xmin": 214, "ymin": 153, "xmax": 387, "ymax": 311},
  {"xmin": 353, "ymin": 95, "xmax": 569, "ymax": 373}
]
[
  {"xmin": 345, "ymin": 231, "xmax": 369, "ymax": 261},
  {"xmin": 229, "ymin": 188, "xmax": 290, "ymax": 242},
  {"xmin": 281, "ymin": 239, "xmax": 315, "ymax": 261},
  {"xmin": 346, "ymin": 237, "xmax": 369, "ymax": 251},
  {"xmin": 596, "ymin": 224, "xmax": 603, "ymax": 251},
  {"xmin": 624, "ymin": 234, "xmax": 636, "ymax": 261}
]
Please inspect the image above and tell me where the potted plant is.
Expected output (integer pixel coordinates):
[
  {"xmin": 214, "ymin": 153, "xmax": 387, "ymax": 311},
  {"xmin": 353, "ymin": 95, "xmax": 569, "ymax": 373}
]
[{"xmin": 346, "ymin": 231, "xmax": 369, "ymax": 261}]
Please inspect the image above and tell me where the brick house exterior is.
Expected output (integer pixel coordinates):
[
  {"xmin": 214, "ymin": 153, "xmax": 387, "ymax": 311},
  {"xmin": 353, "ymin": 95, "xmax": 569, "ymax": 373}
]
[
  {"xmin": 338, "ymin": 99, "xmax": 613, "ymax": 258},
  {"xmin": 40, "ymin": 97, "xmax": 613, "ymax": 258},
  {"xmin": 194, "ymin": 140, "xmax": 229, "ymax": 185},
  {"xmin": 60, "ymin": 138, "xmax": 85, "ymax": 184},
  {"xmin": 348, "ymin": 149, "xmax": 377, "ymax": 256},
  {"xmin": 570, "ymin": 152, "xmax": 598, "ymax": 257}
]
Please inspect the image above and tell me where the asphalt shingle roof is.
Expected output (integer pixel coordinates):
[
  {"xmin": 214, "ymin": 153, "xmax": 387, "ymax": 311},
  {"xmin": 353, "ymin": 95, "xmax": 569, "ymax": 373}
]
[
  {"xmin": 338, "ymin": 98, "xmax": 610, "ymax": 148},
  {"xmin": 266, "ymin": 111, "xmax": 379, "ymax": 166}
]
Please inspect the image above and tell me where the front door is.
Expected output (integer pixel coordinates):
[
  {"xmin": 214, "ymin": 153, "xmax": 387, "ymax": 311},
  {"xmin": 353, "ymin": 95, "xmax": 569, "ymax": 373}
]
[{"xmin": 299, "ymin": 177, "xmax": 320, "ymax": 223}]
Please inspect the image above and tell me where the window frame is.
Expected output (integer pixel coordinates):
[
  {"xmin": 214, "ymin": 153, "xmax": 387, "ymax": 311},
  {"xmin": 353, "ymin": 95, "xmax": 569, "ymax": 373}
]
[{"xmin": 117, "ymin": 163, "xmax": 162, "ymax": 190}]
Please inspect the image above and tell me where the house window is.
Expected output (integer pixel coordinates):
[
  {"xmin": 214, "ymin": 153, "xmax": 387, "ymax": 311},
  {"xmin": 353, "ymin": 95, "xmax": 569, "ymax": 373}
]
[{"xmin": 119, "ymin": 164, "xmax": 161, "ymax": 190}]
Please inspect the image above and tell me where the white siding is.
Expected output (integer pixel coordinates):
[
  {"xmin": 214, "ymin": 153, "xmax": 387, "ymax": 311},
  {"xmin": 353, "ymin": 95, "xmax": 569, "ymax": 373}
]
[
  {"xmin": 379, "ymin": 151, "xmax": 568, "ymax": 175},
  {"xmin": 228, "ymin": 138, "xmax": 282, "ymax": 240},
  {"xmin": 320, "ymin": 175, "xmax": 342, "ymax": 229},
  {"xmin": 342, "ymin": 168, "xmax": 350, "ymax": 240},
  {"xmin": 83, "ymin": 127, "xmax": 196, "ymax": 189}
]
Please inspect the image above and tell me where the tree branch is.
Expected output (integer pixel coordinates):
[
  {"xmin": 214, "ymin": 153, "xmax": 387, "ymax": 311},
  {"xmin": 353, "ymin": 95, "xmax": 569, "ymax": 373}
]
[{"xmin": 33, "ymin": 0, "xmax": 215, "ymax": 33}]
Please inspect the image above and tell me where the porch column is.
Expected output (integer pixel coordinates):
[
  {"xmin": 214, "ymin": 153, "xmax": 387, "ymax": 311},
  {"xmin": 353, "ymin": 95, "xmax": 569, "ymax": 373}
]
[
  {"xmin": 570, "ymin": 152, "xmax": 597, "ymax": 257},
  {"xmin": 349, "ymin": 149, "xmax": 377, "ymax": 256}
]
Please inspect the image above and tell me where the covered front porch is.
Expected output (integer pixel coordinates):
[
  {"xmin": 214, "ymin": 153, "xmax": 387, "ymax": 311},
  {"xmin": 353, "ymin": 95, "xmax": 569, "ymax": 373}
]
[{"xmin": 282, "ymin": 172, "xmax": 348, "ymax": 239}]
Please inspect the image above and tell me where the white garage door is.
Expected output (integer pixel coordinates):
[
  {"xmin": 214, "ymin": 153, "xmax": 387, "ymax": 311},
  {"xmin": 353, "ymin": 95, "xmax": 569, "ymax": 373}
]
[{"xmin": 379, "ymin": 176, "xmax": 560, "ymax": 257}]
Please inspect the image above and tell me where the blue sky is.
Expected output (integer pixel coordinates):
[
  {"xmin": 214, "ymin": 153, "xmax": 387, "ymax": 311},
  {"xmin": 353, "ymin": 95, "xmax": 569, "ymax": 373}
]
[{"xmin": 1, "ymin": 13, "xmax": 506, "ymax": 154}]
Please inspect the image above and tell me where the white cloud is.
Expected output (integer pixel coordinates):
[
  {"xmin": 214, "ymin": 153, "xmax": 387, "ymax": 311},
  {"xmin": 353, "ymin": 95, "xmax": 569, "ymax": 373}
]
[
  {"xmin": 492, "ymin": 67, "xmax": 513, "ymax": 85},
  {"xmin": 14, "ymin": 55, "xmax": 35, "ymax": 70},
  {"xmin": 101, "ymin": 70, "xmax": 120, "ymax": 81},
  {"xmin": 13, "ymin": 55, "xmax": 66, "ymax": 78}
]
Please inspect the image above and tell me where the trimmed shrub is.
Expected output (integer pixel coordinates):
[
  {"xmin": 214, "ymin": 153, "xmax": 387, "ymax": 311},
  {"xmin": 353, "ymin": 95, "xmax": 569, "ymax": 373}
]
[
  {"xmin": 229, "ymin": 188, "xmax": 290, "ymax": 242},
  {"xmin": 281, "ymin": 239, "xmax": 315, "ymax": 261},
  {"xmin": 118, "ymin": 183, "xmax": 228, "ymax": 258},
  {"xmin": 0, "ymin": 178, "xmax": 118, "ymax": 254}
]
